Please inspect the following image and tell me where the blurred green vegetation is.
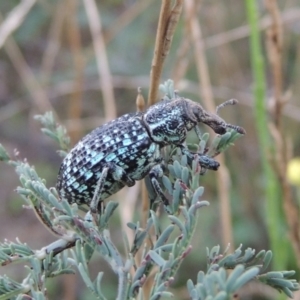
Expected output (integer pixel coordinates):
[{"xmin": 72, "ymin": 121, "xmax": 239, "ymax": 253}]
[{"xmin": 0, "ymin": 0, "xmax": 300, "ymax": 299}]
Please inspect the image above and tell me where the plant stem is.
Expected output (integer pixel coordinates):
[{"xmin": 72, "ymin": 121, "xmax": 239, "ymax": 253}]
[{"xmin": 245, "ymin": 0, "xmax": 286, "ymax": 269}]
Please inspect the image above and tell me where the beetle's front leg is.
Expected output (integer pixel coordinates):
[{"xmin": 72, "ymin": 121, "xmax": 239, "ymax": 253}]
[
  {"xmin": 90, "ymin": 163, "xmax": 135, "ymax": 214},
  {"xmin": 179, "ymin": 146, "xmax": 220, "ymax": 171}
]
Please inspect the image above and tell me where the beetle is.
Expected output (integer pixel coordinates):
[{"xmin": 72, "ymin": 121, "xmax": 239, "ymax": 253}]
[{"xmin": 56, "ymin": 96, "xmax": 245, "ymax": 213}]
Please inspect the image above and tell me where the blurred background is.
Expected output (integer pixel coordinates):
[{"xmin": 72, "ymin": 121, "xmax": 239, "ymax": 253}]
[{"xmin": 0, "ymin": 0, "xmax": 300, "ymax": 299}]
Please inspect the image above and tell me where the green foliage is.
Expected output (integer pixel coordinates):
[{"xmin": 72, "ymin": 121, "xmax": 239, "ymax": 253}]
[
  {"xmin": 34, "ymin": 112, "xmax": 71, "ymax": 157},
  {"xmin": 0, "ymin": 82, "xmax": 298, "ymax": 299}
]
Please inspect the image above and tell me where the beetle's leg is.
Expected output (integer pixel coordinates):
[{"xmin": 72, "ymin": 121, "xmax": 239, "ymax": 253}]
[
  {"xmin": 90, "ymin": 167, "xmax": 109, "ymax": 214},
  {"xmin": 90, "ymin": 163, "xmax": 135, "ymax": 214},
  {"xmin": 197, "ymin": 155, "xmax": 219, "ymax": 171},
  {"xmin": 194, "ymin": 125, "xmax": 202, "ymax": 140},
  {"xmin": 149, "ymin": 164, "xmax": 169, "ymax": 207},
  {"xmin": 179, "ymin": 146, "xmax": 219, "ymax": 171}
]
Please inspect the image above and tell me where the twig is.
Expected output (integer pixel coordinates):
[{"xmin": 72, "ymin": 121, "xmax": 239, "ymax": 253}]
[
  {"xmin": 0, "ymin": 0, "xmax": 36, "ymax": 49},
  {"xmin": 65, "ymin": 0, "xmax": 84, "ymax": 141},
  {"xmin": 61, "ymin": 1, "xmax": 85, "ymax": 296},
  {"xmin": 204, "ymin": 8, "xmax": 300, "ymax": 50},
  {"xmin": 184, "ymin": 0, "xmax": 234, "ymax": 250},
  {"xmin": 265, "ymin": 0, "xmax": 300, "ymax": 267},
  {"xmin": 120, "ymin": 84, "xmax": 144, "ymax": 246},
  {"xmin": 118, "ymin": 183, "xmax": 141, "ymax": 248},
  {"xmin": 0, "ymin": 13, "xmax": 55, "ymax": 114},
  {"xmin": 162, "ymin": 0, "xmax": 183, "ymax": 58},
  {"xmin": 147, "ymin": 0, "xmax": 171, "ymax": 106},
  {"xmin": 171, "ymin": 24, "xmax": 190, "ymax": 86},
  {"xmin": 147, "ymin": 0, "xmax": 183, "ymax": 106},
  {"xmin": 143, "ymin": 0, "xmax": 183, "ymax": 228},
  {"xmin": 142, "ymin": 1, "xmax": 184, "ymax": 297},
  {"xmin": 83, "ymin": 0, "xmax": 117, "ymax": 121},
  {"xmin": 265, "ymin": 0, "xmax": 283, "ymax": 127},
  {"xmin": 40, "ymin": 1, "xmax": 66, "ymax": 86},
  {"xmin": 141, "ymin": 0, "xmax": 171, "ymax": 299},
  {"xmin": 143, "ymin": 0, "xmax": 183, "ymax": 226}
]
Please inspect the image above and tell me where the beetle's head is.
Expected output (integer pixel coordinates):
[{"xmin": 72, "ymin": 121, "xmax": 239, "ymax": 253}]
[{"xmin": 185, "ymin": 98, "xmax": 246, "ymax": 135}]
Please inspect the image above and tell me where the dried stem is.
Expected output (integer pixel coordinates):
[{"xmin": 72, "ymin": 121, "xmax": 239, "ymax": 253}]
[
  {"xmin": 0, "ymin": 0, "xmax": 36, "ymax": 49},
  {"xmin": 162, "ymin": 0, "xmax": 183, "ymax": 58},
  {"xmin": 142, "ymin": 1, "xmax": 183, "ymax": 297},
  {"xmin": 184, "ymin": 0, "xmax": 234, "ymax": 250},
  {"xmin": 0, "ymin": 0, "xmax": 55, "ymax": 114},
  {"xmin": 147, "ymin": 0, "xmax": 171, "ymax": 105},
  {"xmin": 265, "ymin": 0, "xmax": 283, "ymax": 127},
  {"xmin": 83, "ymin": 0, "xmax": 117, "ymax": 121},
  {"xmin": 40, "ymin": 1, "xmax": 66, "ymax": 86},
  {"xmin": 118, "ymin": 183, "xmax": 141, "ymax": 249},
  {"xmin": 265, "ymin": 0, "xmax": 300, "ymax": 267},
  {"xmin": 143, "ymin": 0, "xmax": 183, "ymax": 226},
  {"xmin": 147, "ymin": 0, "xmax": 183, "ymax": 105},
  {"xmin": 0, "ymin": 13, "xmax": 55, "ymax": 114},
  {"xmin": 65, "ymin": 0, "xmax": 84, "ymax": 141},
  {"xmin": 142, "ymin": 0, "xmax": 170, "ymax": 288},
  {"xmin": 172, "ymin": 24, "xmax": 190, "ymax": 86},
  {"xmin": 204, "ymin": 7, "xmax": 300, "ymax": 50}
]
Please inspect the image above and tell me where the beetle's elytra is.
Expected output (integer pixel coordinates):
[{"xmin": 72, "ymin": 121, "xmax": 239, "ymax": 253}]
[{"xmin": 56, "ymin": 97, "xmax": 245, "ymax": 212}]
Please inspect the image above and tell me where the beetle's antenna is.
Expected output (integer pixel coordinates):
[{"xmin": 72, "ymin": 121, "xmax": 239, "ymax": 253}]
[
  {"xmin": 215, "ymin": 99, "xmax": 246, "ymax": 134},
  {"xmin": 226, "ymin": 123, "xmax": 246, "ymax": 135},
  {"xmin": 216, "ymin": 99, "xmax": 238, "ymax": 115}
]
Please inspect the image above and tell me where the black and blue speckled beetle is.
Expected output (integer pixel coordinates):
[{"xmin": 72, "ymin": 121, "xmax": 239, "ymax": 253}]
[{"xmin": 56, "ymin": 97, "xmax": 245, "ymax": 213}]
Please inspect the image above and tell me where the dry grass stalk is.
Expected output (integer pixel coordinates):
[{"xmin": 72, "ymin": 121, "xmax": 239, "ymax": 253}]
[
  {"xmin": 0, "ymin": 14, "xmax": 54, "ymax": 114},
  {"xmin": 265, "ymin": 0, "xmax": 300, "ymax": 267},
  {"xmin": 141, "ymin": 0, "xmax": 171, "ymax": 241},
  {"xmin": 162, "ymin": 0, "xmax": 183, "ymax": 58},
  {"xmin": 142, "ymin": 2, "xmax": 172, "ymax": 295},
  {"xmin": 184, "ymin": 0, "xmax": 234, "ymax": 250},
  {"xmin": 147, "ymin": 0, "xmax": 171, "ymax": 106},
  {"xmin": 204, "ymin": 7, "xmax": 300, "ymax": 50},
  {"xmin": 143, "ymin": 0, "xmax": 184, "ymax": 226},
  {"xmin": 143, "ymin": 0, "xmax": 183, "ymax": 224},
  {"xmin": 265, "ymin": 0, "xmax": 283, "ymax": 127},
  {"xmin": 0, "ymin": 0, "xmax": 36, "ymax": 49},
  {"xmin": 65, "ymin": 0, "xmax": 84, "ymax": 142},
  {"xmin": 118, "ymin": 183, "xmax": 141, "ymax": 253},
  {"xmin": 142, "ymin": 1, "xmax": 184, "ymax": 297},
  {"xmin": 40, "ymin": 1, "xmax": 66, "ymax": 86},
  {"xmin": 172, "ymin": 25, "xmax": 190, "ymax": 86},
  {"xmin": 147, "ymin": 0, "xmax": 183, "ymax": 106},
  {"xmin": 83, "ymin": 0, "xmax": 117, "ymax": 121}
]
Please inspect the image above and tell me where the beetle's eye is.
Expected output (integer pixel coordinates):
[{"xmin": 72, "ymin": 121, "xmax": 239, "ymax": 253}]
[
  {"xmin": 168, "ymin": 120, "xmax": 179, "ymax": 130},
  {"xmin": 215, "ymin": 126, "xmax": 226, "ymax": 134}
]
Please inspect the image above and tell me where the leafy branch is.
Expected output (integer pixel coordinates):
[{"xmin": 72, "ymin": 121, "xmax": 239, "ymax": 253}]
[{"xmin": 0, "ymin": 81, "xmax": 298, "ymax": 299}]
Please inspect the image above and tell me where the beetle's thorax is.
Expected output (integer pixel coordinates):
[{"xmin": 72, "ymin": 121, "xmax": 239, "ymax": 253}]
[{"xmin": 142, "ymin": 98, "xmax": 199, "ymax": 146}]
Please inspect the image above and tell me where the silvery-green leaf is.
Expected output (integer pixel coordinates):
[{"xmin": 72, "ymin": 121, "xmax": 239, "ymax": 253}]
[
  {"xmin": 148, "ymin": 250, "xmax": 166, "ymax": 267},
  {"xmin": 192, "ymin": 187, "xmax": 204, "ymax": 205},
  {"xmin": 173, "ymin": 160, "xmax": 182, "ymax": 178},
  {"xmin": 162, "ymin": 175, "xmax": 172, "ymax": 194},
  {"xmin": 231, "ymin": 267, "xmax": 259, "ymax": 291},
  {"xmin": 181, "ymin": 167, "xmax": 189, "ymax": 185}
]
